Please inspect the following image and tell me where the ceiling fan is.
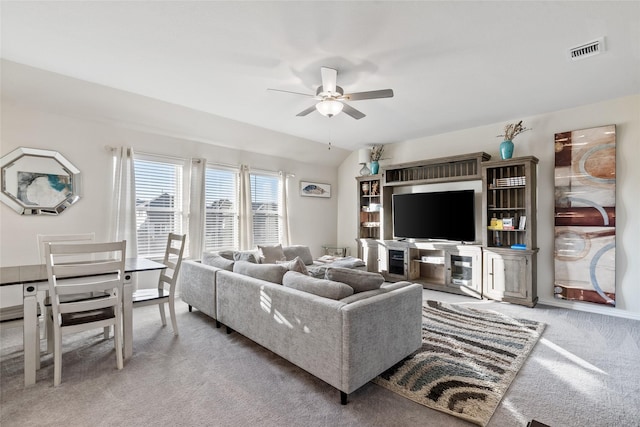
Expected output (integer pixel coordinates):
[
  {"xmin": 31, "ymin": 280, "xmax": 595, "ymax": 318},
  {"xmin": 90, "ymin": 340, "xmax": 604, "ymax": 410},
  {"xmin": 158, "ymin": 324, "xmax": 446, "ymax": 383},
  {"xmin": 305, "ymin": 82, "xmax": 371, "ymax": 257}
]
[{"xmin": 268, "ymin": 67, "xmax": 394, "ymax": 120}]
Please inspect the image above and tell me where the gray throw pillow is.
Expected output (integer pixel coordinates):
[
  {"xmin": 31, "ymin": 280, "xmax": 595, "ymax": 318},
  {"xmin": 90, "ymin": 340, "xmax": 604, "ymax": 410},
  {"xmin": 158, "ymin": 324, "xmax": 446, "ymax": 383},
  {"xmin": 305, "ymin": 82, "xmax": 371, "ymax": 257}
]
[
  {"xmin": 282, "ymin": 245, "xmax": 314, "ymax": 266},
  {"xmin": 201, "ymin": 253, "xmax": 234, "ymax": 271},
  {"xmin": 258, "ymin": 244, "xmax": 287, "ymax": 264},
  {"xmin": 276, "ymin": 256, "xmax": 309, "ymax": 275},
  {"xmin": 218, "ymin": 250, "xmax": 235, "ymax": 261},
  {"xmin": 233, "ymin": 250, "xmax": 259, "ymax": 263},
  {"xmin": 324, "ymin": 267, "xmax": 384, "ymax": 293},
  {"xmin": 282, "ymin": 271, "xmax": 354, "ymax": 300},
  {"xmin": 233, "ymin": 261, "xmax": 287, "ymax": 284}
]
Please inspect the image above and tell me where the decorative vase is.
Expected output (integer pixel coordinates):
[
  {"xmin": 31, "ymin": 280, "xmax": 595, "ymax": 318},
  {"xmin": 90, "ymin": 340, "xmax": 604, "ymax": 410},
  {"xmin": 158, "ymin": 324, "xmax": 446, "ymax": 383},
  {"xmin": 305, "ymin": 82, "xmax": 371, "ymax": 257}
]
[
  {"xmin": 499, "ymin": 140, "xmax": 514, "ymax": 160},
  {"xmin": 370, "ymin": 160, "xmax": 380, "ymax": 175},
  {"xmin": 361, "ymin": 182, "xmax": 370, "ymax": 195}
]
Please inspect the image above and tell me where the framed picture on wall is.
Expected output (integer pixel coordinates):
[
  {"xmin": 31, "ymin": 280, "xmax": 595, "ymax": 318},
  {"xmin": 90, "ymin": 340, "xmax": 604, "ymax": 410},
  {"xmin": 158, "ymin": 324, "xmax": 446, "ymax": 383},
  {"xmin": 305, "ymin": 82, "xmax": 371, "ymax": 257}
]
[{"xmin": 300, "ymin": 181, "xmax": 331, "ymax": 198}]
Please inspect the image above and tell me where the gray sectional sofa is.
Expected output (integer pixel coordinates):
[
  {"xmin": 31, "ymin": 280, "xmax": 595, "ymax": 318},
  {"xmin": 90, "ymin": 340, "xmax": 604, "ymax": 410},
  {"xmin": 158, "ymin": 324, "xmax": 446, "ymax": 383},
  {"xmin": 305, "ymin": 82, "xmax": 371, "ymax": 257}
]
[{"xmin": 180, "ymin": 245, "xmax": 423, "ymax": 404}]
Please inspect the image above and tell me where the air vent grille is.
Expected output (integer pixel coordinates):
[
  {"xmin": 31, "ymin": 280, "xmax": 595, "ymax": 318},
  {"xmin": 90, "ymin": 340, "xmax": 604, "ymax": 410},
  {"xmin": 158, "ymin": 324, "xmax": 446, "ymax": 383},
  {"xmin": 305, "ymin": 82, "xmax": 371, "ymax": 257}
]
[{"xmin": 568, "ymin": 37, "xmax": 605, "ymax": 61}]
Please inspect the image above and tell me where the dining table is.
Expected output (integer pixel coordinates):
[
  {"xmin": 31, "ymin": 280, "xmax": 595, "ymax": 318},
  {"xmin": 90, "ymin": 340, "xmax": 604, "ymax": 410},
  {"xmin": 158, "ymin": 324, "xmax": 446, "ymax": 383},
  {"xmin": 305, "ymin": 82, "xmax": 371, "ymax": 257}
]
[{"xmin": 0, "ymin": 257, "xmax": 166, "ymax": 386}]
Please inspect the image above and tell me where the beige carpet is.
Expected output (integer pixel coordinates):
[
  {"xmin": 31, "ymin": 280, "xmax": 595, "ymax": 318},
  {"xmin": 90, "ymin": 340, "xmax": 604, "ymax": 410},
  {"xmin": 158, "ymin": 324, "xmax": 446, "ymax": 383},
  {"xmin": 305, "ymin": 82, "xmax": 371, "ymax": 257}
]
[
  {"xmin": 374, "ymin": 300, "xmax": 545, "ymax": 426},
  {"xmin": 1, "ymin": 291, "xmax": 639, "ymax": 427}
]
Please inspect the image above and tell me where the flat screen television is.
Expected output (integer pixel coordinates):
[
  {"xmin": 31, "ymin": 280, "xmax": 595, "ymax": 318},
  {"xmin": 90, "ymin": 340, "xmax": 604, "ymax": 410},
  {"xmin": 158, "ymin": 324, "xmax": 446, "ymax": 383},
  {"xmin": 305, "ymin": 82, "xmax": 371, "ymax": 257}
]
[{"xmin": 392, "ymin": 190, "xmax": 476, "ymax": 242}]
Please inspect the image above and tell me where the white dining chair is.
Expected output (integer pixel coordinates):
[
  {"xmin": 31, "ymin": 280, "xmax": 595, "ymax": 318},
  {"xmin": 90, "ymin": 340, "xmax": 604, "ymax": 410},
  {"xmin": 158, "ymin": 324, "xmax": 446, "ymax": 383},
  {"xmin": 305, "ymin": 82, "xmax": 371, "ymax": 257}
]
[
  {"xmin": 44, "ymin": 240, "xmax": 127, "ymax": 386},
  {"xmin": 132, "ymin": 233, "xmax": 186, "ymax": 335},
  {"xmin": 37, "ymin": 233, "xmax": 104, "ymax": 350}
]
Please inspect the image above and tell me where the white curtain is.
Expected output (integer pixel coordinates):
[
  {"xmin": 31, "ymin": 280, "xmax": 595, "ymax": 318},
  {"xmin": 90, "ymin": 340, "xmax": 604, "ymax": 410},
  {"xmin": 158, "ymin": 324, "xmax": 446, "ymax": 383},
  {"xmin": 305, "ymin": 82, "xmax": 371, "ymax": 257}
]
[
  {"xmin": 238, "ymin": 164, "xmax": 254, "ymax": 250},
  {"xmin": 109, "ymin": 146, "xmax": 138, "ymax": 257},
  {"xmin": 188, "ymin": 158, "xmax": 206, "ymax": 260},
  {"xmin": 278, "ymin": 171, "xmax": 291, "ymax": 246}
]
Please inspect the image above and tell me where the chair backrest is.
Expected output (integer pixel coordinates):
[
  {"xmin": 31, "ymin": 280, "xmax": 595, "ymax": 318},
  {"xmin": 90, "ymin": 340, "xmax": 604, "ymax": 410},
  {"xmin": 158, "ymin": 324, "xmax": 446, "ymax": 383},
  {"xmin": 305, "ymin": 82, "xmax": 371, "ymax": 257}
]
[
  {"xmin": 45, "ymin": 241, "xmax": 127, "ymax": 320},
  {"xmin": 159, "ymin": 233, "xmax": 186, "ymax": 293},
  {"xmin": 38, "ymin": 233, "xmax": 96, "ymax": 264}
]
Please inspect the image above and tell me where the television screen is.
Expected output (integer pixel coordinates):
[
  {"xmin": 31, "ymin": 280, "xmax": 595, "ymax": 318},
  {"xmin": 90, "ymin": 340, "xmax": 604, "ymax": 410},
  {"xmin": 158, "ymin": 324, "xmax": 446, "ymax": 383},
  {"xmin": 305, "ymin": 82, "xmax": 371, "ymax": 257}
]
[{"xmin": 392, "ymin": 190, "xmax": 475, "ymax": 242}]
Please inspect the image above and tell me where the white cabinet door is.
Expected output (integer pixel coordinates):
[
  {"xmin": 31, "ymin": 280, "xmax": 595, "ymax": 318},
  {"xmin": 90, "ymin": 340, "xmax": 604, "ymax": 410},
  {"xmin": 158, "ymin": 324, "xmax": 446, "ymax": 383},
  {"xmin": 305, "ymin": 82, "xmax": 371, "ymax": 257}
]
[{"xmin": 483, "ymin": 250, "xmax": 530, "ymax": 301}]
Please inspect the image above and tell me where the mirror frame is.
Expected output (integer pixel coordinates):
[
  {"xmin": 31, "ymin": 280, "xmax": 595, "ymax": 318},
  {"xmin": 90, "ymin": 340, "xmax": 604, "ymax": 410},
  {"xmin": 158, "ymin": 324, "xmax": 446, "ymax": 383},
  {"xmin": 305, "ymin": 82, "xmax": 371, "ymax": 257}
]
[{"xmin": 0, "ymin": 147, "xmax": 81, "ymax": 215}]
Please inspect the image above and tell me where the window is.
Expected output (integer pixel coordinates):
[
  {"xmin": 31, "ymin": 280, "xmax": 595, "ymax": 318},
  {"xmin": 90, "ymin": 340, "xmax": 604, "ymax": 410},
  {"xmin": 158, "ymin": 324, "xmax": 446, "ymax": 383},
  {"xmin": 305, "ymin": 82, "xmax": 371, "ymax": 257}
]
[
  {"xmin": 204, "ymin": 166, "xmax": 238, "ymax": 251},
  {"xmin": 250, "ymin": 172, "xmax": 280, "ymax": 246},
  {"xmin": 134, "ymin": 155, "xmax": 187, "ymax": 258}
]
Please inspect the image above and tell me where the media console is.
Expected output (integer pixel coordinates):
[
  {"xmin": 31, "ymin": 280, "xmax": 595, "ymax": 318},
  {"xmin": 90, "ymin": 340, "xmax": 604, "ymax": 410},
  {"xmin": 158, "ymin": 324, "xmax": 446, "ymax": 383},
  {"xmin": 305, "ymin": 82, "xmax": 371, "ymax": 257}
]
[{"xmin": 379, "ymin": 240, "xmax": 483, "ymax": 299}]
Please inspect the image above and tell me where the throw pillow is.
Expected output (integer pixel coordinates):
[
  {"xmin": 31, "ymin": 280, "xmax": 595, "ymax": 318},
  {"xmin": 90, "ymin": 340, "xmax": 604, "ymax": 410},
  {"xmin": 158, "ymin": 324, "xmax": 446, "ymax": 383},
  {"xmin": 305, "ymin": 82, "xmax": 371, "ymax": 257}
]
[
  {"xmin": 282, "ymin": 245, "xmax": 314, "ymax": 266},
  {"xmin": 218, "ymin": 250, "xmax": 235, "ymax": 261},
  {"xmin": 258, "ymin": 244, "xmax": 286, "ymax": 264},
  {"xmin": 233, "ymin": 261, "xmax": 287, "ymax": 284},
  {"xmin": 276, "ymin": 256, "xmax": 309, "ymax": 275},
  {"xmin": 201, "ymin": 253, "xmax": 234, "ymax": 271},
  {"xmin": 324, "ymin": 267, "xmax": 384, "ymax": 293},
  {"xmin": 282, "ymin": 271, "xmax": 354, "ymax": 300},
  {"xmin": 233, "ymin": 250, "xmax": 259, "ymax": 264}
]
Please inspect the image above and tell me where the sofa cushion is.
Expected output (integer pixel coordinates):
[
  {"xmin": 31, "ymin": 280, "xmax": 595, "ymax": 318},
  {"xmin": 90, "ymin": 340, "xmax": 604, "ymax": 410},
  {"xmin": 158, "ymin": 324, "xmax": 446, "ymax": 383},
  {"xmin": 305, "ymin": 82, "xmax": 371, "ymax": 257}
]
[
  {"xmin": 282, "ymin": 271, "xmax": 354, "ymax": 300},
  {"xmin": 233, "ymin": 261, "xmax": 287, "ymax": 284},
  {"xmin": 282, "ymin": 245, "xmax": 314, "ymax": 266},
  {"xmin": 201, "ymin": 253, "xmax": 235, "ymax": 271},
  {"xmin": 324, "ymin": 267, "xmax": 384, "ymax": 293},
  {"xmin": 276, "ymin": 256, "xmax": 309, "ymax": 275},
  {"xmin": 339, "ymin": 281, "xmax": 413, "ymax": 304},
  {"xmin": 258, "ymin": 244, "xmax": 287, "ymax": 264}
]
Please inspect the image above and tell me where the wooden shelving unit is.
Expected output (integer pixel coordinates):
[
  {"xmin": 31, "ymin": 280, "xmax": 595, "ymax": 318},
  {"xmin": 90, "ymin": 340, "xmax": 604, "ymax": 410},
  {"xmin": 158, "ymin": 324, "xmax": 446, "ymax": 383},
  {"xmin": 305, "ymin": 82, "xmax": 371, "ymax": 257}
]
[
  {"xmin": 482, "ymin": 156, "xmax": 539, "ymax": 307},
  {"xmin": 353, "ymin": 151, "xmax": 540, "ymax": 307},
  {"xmin": 356, "ymin": 175, "xmax": 382, "ymax": 272}
]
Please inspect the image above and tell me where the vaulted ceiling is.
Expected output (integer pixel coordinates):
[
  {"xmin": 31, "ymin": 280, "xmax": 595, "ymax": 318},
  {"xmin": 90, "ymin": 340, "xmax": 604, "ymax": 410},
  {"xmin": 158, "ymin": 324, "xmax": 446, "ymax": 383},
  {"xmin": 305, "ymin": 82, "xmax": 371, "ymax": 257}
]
[{"xmin": 2, "ymin": 1, "xmax": 639, "ymax": 155}]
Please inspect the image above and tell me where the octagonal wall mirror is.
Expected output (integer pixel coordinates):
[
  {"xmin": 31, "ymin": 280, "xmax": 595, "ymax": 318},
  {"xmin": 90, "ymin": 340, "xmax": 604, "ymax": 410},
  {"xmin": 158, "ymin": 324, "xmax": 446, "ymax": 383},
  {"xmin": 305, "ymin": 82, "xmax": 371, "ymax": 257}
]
[{"xmin": 0, "ymin": 147, "xmax": 82, "ymax": 215}]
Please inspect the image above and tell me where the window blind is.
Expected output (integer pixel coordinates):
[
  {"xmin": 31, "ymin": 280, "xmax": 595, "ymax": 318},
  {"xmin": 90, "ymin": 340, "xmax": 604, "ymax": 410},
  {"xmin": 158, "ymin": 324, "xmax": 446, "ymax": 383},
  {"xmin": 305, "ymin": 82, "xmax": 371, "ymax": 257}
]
[
  {"xmin": 134, "ymin": 156, "xmax": 185, "ymax": 258},
  {"xmin": 250, "ymin": 172, "xmax": 280, "ymax": 246},
  {"xmin": 204, "ymin": 166, "xmax": 239, "ymax": 251}
]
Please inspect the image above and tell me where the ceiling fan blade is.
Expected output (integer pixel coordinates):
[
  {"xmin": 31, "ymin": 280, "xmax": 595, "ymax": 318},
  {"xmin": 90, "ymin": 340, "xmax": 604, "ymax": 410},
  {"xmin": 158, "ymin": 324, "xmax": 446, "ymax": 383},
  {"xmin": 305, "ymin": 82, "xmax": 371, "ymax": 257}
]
[
  {"xmin": 296, "ymin": 104, "xmax": 317, "ymax": 117},
  {"xmin": 321, "ymin": 67, "xmax": 338, "ymax": 94},
  {"xmin": 267, "ymin": 88, "xmax": 315, "ymax": 97},
  {"xmin": 341, "ymin": 103, "xmax": 365, "ymax": 120},
  {"xmin": 343, "ymin": 89, "xmax": 394, "ymax": 101}
]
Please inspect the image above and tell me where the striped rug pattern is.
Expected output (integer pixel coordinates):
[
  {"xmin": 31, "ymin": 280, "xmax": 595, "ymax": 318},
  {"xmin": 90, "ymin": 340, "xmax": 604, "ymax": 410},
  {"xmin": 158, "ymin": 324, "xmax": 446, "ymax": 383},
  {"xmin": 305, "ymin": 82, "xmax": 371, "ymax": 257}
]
[{"xmin": 373, "ymin": 300, "xmax": 545, "ymax": 426}]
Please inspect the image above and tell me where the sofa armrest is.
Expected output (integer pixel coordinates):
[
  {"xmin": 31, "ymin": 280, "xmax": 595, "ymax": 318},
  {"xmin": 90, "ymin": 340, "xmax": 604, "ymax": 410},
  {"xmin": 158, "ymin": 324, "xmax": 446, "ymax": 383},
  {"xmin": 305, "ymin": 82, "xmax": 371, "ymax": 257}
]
[
  {"xmin": 180, "ymin": 260, "xmax": 220, "ymax": 319},
  {"xmin": 340, "ymin": 283, "xmax": 423, "ymax": 394}
]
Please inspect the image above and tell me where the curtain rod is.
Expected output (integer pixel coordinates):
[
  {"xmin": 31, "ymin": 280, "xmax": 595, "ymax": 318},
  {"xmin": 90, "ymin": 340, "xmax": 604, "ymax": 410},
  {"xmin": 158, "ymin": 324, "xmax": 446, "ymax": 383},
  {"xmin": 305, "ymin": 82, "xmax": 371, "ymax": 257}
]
[{"xmin": 106, "ymin": 146, "xmax": 295, "ymax": 177}]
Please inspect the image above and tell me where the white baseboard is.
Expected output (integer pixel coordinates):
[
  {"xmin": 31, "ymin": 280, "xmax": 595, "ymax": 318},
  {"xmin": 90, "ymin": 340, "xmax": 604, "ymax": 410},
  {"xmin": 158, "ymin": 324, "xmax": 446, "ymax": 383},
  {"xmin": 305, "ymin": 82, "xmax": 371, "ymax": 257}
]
[{"xmin": 538, "ymin": 297, "xmax": 640, "ymax": 321}]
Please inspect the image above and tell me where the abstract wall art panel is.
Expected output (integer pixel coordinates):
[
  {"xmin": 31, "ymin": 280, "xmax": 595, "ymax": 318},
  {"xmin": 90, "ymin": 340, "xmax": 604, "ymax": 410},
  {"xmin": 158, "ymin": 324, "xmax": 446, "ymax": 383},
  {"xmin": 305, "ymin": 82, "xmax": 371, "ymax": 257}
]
[{"xmin": 554, "ymin": 125, "xmax": 616, "ymax": 306}]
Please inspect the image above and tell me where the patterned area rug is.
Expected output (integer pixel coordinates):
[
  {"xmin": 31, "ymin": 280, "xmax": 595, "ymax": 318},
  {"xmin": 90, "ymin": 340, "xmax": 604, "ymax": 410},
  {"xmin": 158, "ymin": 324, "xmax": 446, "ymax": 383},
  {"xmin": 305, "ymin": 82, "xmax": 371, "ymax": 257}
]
[{"xmin": 373, "ymin": 300, "xmax": 545, "ymax": 426}]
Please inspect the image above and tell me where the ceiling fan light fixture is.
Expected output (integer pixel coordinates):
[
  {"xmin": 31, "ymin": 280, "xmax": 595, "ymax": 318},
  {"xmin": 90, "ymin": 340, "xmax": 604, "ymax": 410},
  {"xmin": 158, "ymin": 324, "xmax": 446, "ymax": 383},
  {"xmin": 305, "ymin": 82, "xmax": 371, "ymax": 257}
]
[{"xmin": 316, "ymin": 99, "xmax": 343, "ymax": 117}]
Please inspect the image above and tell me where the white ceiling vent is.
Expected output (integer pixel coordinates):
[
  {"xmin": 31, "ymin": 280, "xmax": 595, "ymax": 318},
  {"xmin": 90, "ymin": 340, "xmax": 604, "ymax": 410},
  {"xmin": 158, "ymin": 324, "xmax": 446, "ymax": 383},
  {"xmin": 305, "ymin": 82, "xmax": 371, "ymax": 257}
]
[{"xmin": 568, "ymin": 37, "xmax": 605, "ymax": 61}]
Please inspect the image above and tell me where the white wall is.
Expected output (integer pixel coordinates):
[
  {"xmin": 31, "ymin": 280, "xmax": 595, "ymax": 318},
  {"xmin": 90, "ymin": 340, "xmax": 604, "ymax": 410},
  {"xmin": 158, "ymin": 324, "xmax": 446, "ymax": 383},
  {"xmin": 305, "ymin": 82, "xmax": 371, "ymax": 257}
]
[
  {"xmin": 338, "ymin": 95, "xmax": 640, "ymax": 318},
  {"xmin": 0, "ymin": 103, "xmax": 339, "ymax": 267}
]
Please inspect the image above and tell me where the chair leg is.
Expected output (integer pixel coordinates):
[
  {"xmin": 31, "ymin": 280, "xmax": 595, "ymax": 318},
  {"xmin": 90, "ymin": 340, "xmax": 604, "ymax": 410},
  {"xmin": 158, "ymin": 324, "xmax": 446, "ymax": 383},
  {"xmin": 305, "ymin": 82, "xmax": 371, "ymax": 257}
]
[
  {"xmin": 169, "ymin": 298, "xmax": 179, "ymax": 336},
  {"xmin": 35, "ymin": 318, "xmax": 41, "ymax": 370},
  {"xmin": 46, "ymin": 309, "xmax": 54, "ymax": 355},
  {"xmin": 103, "ymin": 326, "xmax": 110, "ymax": 339},
  {"xmin": 114, "ymin": 317, "xmax": 123, "ymax": 370},
  {"xmin": 53, "ymin": 328, "xmax": 62, "ymax": 387},
  {"xmin": 158, "ymin": 302, "xmax": 167, "ymax": 327}
]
